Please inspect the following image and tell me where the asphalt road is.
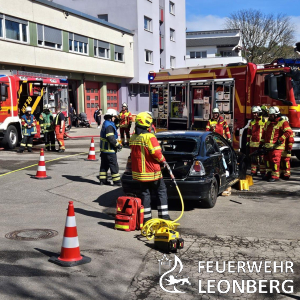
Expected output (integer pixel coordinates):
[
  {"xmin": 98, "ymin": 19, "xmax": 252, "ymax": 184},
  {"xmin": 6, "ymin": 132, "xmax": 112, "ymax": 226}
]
[{"xmin": 0, "ymin": 126, "xmax": 300, "ymax": 300}]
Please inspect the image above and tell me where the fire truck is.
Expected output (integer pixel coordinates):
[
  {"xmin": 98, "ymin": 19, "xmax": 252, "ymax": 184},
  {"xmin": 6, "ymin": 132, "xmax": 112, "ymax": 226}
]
[
  {"xmin": 148, "ymin": 58, "xmax": 300, "ymax": 159},
  {"xmin": 0, "ymin": 70, "xmax": 69, "ymax": 149}
]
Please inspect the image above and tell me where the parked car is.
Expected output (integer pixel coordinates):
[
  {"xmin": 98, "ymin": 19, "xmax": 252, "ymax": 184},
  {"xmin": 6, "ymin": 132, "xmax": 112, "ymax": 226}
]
[{"xmin": 121, "ymin": 131, "xmax": 246, "ymax": 208}]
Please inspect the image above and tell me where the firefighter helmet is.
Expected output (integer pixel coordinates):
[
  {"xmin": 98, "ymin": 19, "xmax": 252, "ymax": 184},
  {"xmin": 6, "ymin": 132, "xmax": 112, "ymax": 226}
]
[
  {"xmin": 43, "ymin": 104, "xmax": 51, "ymax": 110},
  {"xmin": 122, "ymin": 102, "xmax": 128, "ymax": 108},
  {"xmin": 145, "ymin": 111, "xmax": 153, "ymax": 117},
  {"xmin": 212, "ymin": 108, "xmax": 220, "ymax": 114},
  {"xmin": 261, "ymin": 105, "xmax": 269, "ymax": 113},
  {"xmin": 251, "ymin": 106, "xmax": 260, "ymax": 113},
  {"xmin": 105, "ymin": 109, "xmax": 118, "ymax": 117},
  {"xmin": 281, "ymin": 115, "xmax": 289, "ymax": 122},
  {"xmin": 135, "ymin": 112, "xmax": 153, "ymax": 128},
  {"xmin": 269, "ymin": 106, "xmax": 280, "ymax": 115},
  {"xmin": 25, "ymin": 106, "xmax": 32, "ymax": 112}
]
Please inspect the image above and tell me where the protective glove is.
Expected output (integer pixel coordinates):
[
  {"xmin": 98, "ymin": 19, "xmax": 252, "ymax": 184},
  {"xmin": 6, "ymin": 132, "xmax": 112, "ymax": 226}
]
[
  {"xmin": 116, "ymin": 143, "xmax": 122, "ymax": 152},
  {"xmin": 161, "ymin": 161, "xmax": 167, "ymax": 169},
  {"xmin": 273, "ymin": 140, "xmax": 282, "ymax": 148},
  {"xmin": 259, "ymin": 143, "xmax": 264, "ymax": 149},
  {"xmin": 228, "ymin": 139, "xmax": 232, "ymax": 143}
]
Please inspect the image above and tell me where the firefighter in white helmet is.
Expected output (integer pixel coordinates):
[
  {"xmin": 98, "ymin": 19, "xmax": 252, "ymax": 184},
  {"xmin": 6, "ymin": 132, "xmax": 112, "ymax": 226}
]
[
  {"xmin": 206, "ymin": 108, "xmax": 231, "ymax": 141},
  {"xmin": 119, "ymin": 102, "xmax": 132, "ymax": 146},
  {"xmin": 247, "ymin": 106, "xmax": 267, "ymax": 176},
  {"xmin": 259, "ymin": 106, "xmax": 293, "ymax": 182},
  {"xmin": 99, "ymin": 109, "xmax": 122, "ymax": 186},
  {"xmin": 17, "ymin": 106, "xmax": 37, "ymax": 153}
]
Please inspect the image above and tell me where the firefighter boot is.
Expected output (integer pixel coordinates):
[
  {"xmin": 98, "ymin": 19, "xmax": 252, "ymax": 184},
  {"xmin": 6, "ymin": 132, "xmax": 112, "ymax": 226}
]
[{"xmin": 100, "ymin": 180, "xmax": 111, "ymax": 186}]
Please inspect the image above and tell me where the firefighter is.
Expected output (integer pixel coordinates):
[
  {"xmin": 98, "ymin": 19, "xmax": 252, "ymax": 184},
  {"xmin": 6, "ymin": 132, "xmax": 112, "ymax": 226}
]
[
  {"xmin": 129, "ymin": 112, "xmax": 170, "ymax": 223},
  {"xmin": 280, "ymin": 116, "xmax": 294, "ymax": 180},
  {"xmin": 259, "ymin": 106, "xmax": 293, "ymax": 182},
  {"xmin": 247, "ymin": 106, "xmax": 267, "ymax": 176},
  {"xmin": 99, "ymin": 109, "xmax": 122, "ymax": 186},
  {"xmin": 261, "ymin": 105, "xmax": 269, "ymax": 121},
  {"xmin": 119, "ymin": 102, "xmax": 132, "ymax": 146},
  {"xmin": 206, "ymin": 108, "xmax": 231, "ymax": 141},
  {"xmin": 39, "ymin": 104, "xmax": 55, "ymax": 151},
  {"xmin": 17, "ymin": 106, "xmax": 37, "ymax": 153},
  {"xmin": 54, "ymin": 106, "xmax": 65, "ymax": 153}
]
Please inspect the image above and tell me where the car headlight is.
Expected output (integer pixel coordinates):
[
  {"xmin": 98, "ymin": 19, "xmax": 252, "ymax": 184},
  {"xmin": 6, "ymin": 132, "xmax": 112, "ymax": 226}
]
[{"xmin": 189, "ymin": 160, "xmax": 205, "ymax": 176}]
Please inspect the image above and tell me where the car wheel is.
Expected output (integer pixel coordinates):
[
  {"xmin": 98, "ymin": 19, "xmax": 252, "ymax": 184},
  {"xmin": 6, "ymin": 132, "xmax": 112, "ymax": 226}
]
[
  {"xmin": 3, "ymin": 125, "xmax": 18, "ymax": 149},
  {"xmin": 202, "ymin": 177, "xmax": 218, "ymax": 208}
]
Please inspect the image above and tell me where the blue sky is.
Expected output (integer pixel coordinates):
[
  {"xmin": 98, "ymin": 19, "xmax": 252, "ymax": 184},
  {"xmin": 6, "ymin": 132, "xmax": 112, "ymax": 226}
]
[{"xmin": 186, "ymin": 0, "xmax": 300, "ymax": 41}]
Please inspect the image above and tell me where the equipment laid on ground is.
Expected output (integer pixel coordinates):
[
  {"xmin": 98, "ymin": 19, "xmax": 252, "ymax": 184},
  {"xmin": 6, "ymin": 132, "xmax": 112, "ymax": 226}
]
[
  {"xmin": 33, "ymin": 148, "xmax": 51, "ymax": 180},
  {"xmin": 141, "ymin": 162, "xmax": 185, "ymax": 253},
  {"xmin": 49, "ymin": 201, "xmax": 91, "ymax": 267},
  {"xmin": 84, "ymin": 137, "xmax": 98, "ymax": 161},
  {"xmin": 115, "ymin": 196, "xmax": 144, "ymax": 231}
]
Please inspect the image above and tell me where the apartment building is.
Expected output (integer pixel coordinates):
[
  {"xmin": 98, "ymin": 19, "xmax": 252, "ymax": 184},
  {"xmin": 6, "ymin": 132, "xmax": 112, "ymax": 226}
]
[
  {"xmin": 186, "ymin": 29, "xmax": 246, "ymax": 67},
  {"xmin": 0, "ymin": 0, "xmax": 134, "ymax": 121},
  {"xmin": 51, "ymin": 0, "xmax": 186, "ymax": 113}
]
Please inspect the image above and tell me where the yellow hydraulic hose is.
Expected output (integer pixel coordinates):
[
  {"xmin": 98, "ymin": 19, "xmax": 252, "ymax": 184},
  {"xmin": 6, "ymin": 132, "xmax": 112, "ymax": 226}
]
[{"xmin": 141, "ymin": 163, "xmax": 184, "ymax": 240}]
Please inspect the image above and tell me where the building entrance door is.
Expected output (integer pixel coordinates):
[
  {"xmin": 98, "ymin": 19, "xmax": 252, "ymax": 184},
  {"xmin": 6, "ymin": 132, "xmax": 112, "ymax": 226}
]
[
  {"xmin": 85, "ymin": 81, "xmax": 101, "ymax": 123},
  {"xmin": 107, "ymin": 83, "xmax": 119, "ymax": 111}
]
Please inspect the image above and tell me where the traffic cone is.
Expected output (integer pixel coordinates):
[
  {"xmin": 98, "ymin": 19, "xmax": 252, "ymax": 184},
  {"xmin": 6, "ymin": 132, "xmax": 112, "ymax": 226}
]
[
  {"xmin": 33, "ymin": 148, "xmax": 51, "ymax": 179},
  {"xmin": 49, "ymin": 201, "xmax": 91, "ymax": 267},
  {"xmin": 84, "ymin": 137, "xmax": 98, "ymax": 161}
]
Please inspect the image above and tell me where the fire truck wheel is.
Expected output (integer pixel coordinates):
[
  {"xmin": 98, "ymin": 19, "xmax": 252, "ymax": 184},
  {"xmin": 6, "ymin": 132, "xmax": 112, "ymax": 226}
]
[
  {"xmin": 3, "ymin": 125, "xmax": 18, "ymax": 149},
  {"xmin": 201, "ymin": 177, "xmax": 218, "ymax": 208}
]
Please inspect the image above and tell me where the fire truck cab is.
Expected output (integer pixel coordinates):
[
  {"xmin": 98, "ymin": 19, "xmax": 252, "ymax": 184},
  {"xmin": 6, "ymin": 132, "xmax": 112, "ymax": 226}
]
[
  {"xmin": 149, "ymin": 58, "xmax": 300, "ymax": 159},
  {"xmin": 0, "ymin": 70, "xmax": 69, "ymax": 149}
]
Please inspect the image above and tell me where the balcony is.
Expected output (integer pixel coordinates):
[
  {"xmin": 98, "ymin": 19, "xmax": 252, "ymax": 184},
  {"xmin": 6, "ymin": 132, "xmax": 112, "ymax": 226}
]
[{"xmin": 160, "ymin": 35, "xmax": 164, "ymax": 51}]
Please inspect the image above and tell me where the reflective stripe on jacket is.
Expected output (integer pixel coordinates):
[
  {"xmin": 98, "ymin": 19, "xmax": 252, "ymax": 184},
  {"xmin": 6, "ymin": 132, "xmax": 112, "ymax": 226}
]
[
  {"xmin": 260, "ymin": 117, "xmax": 293, "ymax": 150},
  {"xmin": 100, "ymin": 120, "xmax": 118, "ymax": 153},
  {"xmin": 247, "ymin": 117, "xmax": 266, "ymax": 147},
  {"xmin": 21, "ymin": 114, "xmax": 37, "ymax": 136},
  {"xmin": 119, "ymin": 110, "xmax": 132, "ymax": 128},
  {"xmin": 206, "ymin": 117, "xmax": 231, "ymax": 140},
  {"xmin": 130, "ymin": 132, "xmax": 165, "ymax": 182}
]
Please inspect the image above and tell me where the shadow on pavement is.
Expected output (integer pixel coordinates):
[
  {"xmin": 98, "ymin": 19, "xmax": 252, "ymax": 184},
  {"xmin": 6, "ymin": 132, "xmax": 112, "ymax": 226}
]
[
  {"xmin": 97, "ymin": 221, "xmax": 115, "ymax": 229},
  {"xmin": 34, "ymin": 248, "xmax": 59, "ymax": 259},
  {"xmin": 62, "ymin": 175, "xmax": 99, "ymax": 185}
]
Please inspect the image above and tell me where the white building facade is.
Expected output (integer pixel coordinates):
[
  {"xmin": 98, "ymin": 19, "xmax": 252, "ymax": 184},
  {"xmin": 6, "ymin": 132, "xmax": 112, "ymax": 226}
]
[
  {"xmin": 0, "ymin": 0, "xmax": 134, "ymax": 121},
  {"xmin": 51, "ymin": 0, "xmax": 186, "ymax": 113},
  {"xmin": 186, "ymin": 29, "xmax": 246, "ymax": 67}
]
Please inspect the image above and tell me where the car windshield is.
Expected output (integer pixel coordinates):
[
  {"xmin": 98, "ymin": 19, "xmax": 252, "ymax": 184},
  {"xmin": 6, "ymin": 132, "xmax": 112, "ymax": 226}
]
[{"xmin": 158, "ymin": 138, "xmax": 198, "ymax": 153}]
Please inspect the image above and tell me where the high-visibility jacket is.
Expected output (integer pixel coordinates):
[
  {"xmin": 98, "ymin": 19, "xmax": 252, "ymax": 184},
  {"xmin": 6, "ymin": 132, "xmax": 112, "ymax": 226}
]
[
  {"xmin": 148, "ymin": 123, "xmax": 157, "ymax": 134},
  {"xmin": 282, "ymin": 133, "xmax": 294, "ymax": 158},
  {"xmin": 100, "ymin": 120, "xmax": 118, "ymax": 153},
  {"xmin": 119, "ymin": 110, "xmax": 132, "ymax": 128},
  {"xmin": 130, "ymin": 131, "xmax": 165, "ymax": 182},
  {"xmin": 206, "ymin": 116, "xmax": 231, "ymax": 140},
  {"xmin": 260, "ymin": 117, "xmax": 293, "ymax": 150},
  {"xmin": 247, "ymin": 116, "xmax": 266, "ymax": 147},
  {"xmin": 39, "ymin": 112, "xmax": 54, "ymax": 132},
  {"xmin": 21, "ymin": 114, "xmax": 37, "ymax": 136}
]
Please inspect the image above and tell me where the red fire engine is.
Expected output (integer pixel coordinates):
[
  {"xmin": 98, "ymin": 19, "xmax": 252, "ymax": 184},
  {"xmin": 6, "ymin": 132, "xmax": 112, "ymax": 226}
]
[
  {"xmin": 0, "ymin": 70, "xmax": 69, "ymax": 149},
  {"xmin": 148, "ymin": 59, "xmax": 300, "ymax": 159}
]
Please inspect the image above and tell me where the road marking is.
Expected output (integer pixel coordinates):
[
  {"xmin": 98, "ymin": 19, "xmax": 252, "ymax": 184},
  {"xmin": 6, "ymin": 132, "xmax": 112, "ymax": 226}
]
[{"xmin": 0, "ymin": 150, "xmax": 100, "ymax": 178}]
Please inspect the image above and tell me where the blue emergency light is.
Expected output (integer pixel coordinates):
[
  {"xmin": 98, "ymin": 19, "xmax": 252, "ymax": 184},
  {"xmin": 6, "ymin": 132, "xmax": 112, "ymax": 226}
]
[{"xmin": 148, "ymin": 72, "xmax": 156, "ymax": 81}]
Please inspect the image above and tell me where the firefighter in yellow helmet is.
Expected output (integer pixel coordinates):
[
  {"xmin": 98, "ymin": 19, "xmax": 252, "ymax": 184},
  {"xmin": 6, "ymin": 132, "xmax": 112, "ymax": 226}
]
[
  {"xmin": 129, "ymin": 112, "xmax": 170, "ymax": 223},
  {"xmin": 119, "ymin": 102, "xmax": 132, "ymax": 146}
]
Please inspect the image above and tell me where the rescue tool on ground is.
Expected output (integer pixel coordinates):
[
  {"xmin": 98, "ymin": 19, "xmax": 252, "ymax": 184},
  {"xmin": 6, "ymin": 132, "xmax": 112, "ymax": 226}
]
[{"xmin": 141, "ymin": 161, "xmax": 185, "ymax": 253}]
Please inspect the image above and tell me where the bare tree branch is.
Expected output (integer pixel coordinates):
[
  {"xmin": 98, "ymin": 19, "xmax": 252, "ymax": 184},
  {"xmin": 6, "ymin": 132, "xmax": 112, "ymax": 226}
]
[{"xmin": 225, "ymin": 9, "xmax": 296, "ymax": 63}]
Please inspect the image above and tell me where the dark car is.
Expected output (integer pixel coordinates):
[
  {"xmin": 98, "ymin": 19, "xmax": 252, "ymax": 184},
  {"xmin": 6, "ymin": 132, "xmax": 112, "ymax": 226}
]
[{"xmin": 121, "ymin": 131, "xmax": 246, "ymax": 208}]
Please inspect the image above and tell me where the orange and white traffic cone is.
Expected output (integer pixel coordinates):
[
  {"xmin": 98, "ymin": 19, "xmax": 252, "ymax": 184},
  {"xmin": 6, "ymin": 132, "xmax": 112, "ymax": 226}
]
[
  {"xmin": 84, "ymin": 137, "xmax": 98, "ymax": 161},
  {"xmin": 49, "ymin": 201, "xmax": 91, "ymax": 267},
  {"xmin": 33, "ymin": 148, "xmax": 51, "ymax": 179}
]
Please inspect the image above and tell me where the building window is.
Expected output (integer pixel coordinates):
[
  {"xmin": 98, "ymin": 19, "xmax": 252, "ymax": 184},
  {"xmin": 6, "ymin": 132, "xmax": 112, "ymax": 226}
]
[
  {"xmin": 2, "ymin": 15, "xmax": 28, "ymax": 43},
  {"xmin": 190, "ymin": 51, "xmax": 207, "ymax": 59},
  {"xmin": 220, "ymin": 51, "xmax": 232, "ymax": 57},
  {"xmin": 94, "ymin": 40, "xmax": 110, "ymax": 59},
  {"xmin": 87, "ymin": 96, "xmax": 90, "ymax": 100},
  {"xmin": 170, "ymin": 28, "xmax": 175, "ymax": 41},
  {"xmin": 169, "ymin": 1, "xmax": 175, "ymax": 15},
  {"xmin": 170, "ymin": 56, "xmax": 176, "ymax": 68},
  {"xmin": 114, "ymin": 45, "xmax": 124, "ymax": 61},
  {"xmin": 97, "ymin": 14, "xmax": 108, "ymax": 22},
  {"xmin": 145, "ymin": 50, "xmax": 153, "ymax": 63},
  {"xmin": 95, "ymin": 96, "xmax": 98, "ymax": 100},
  {"xmin": 144, "ymin": 16, "xmax": 152, "ymax": 32},
  {"xmin": 37, "ymin": 24, "xmax": 61, "ymax": 49},
  {"xmin": 140, "ymin": 84, "xmax": 149, "ymax": 95},
  {"xmin": 69, "ymin": 33, "xmax": 88, "ymax": 54}
]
